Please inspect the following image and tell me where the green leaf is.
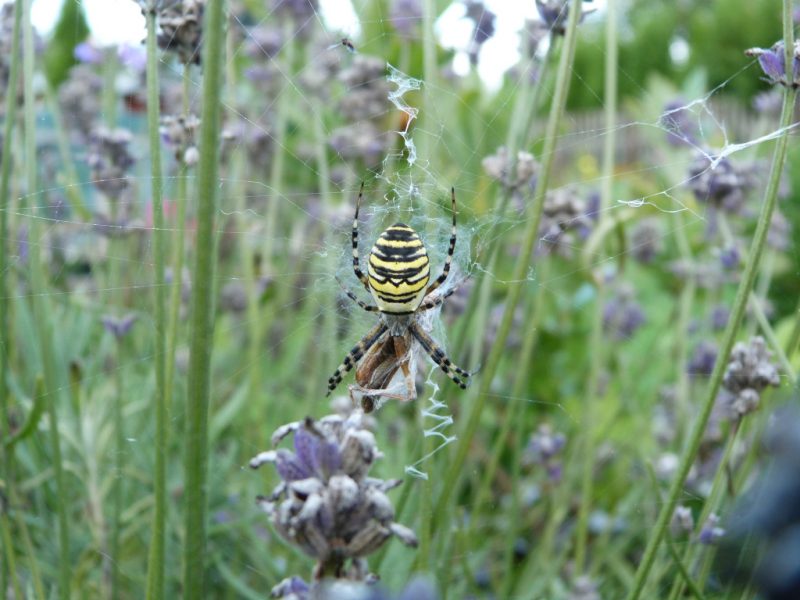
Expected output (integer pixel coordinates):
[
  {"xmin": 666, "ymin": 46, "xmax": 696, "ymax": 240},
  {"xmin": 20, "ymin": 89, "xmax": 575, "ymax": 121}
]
[{"xmin": 42, "ymin": 0, "xmax": 90, "ymax": 88}]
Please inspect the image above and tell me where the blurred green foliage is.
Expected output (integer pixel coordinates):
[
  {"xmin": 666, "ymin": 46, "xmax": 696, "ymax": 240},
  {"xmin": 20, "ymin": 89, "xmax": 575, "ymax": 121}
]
[
  {"xmin": 570, "ymin": 0, "xmax": 783, "ymax": 109},
  {"xmin": 43, "ymin": 0, "xmax": 89, "ymax": 87}
]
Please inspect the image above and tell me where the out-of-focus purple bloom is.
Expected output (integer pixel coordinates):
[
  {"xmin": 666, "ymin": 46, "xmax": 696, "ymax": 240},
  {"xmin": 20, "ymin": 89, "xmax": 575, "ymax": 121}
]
[
  {"xmin": 710, "ymin": 305, "xmax": 730, "ymax": 331},
  {"xmin": 537, "ymin": 187, "xmax": 594, "ymax": 257},
  {"xmin": 389, "ymin": 0, "xmax": 423, "ymax": 40},
  {"xmin": 535, "ymin": 0, "xmax": 595, "ymax": 36},
  {"xmin": 688, "ymin": 340, "xmax": 717, "ymax": 378},
  {"xmin": 698, "ymin": 513, "xmax": 726, "ymax": 545},
  {"xmin": 768, "ymin": 209, "xmax": 791, "ymax": 252},
  {"xmin": 524, "ymin": 424, "xmax": 567, "ymax": 483},
  {"xmin": 661, "ymin": 99, "xmax": 697, "ymax": 147},
  {"xmin": 719, "ymin": 245, "xmax": 740, "ymax": 270},
  {"xmin": 464, "ymin": 1, "xmax": 496, "ymax": 65},
  {"xmin": 671, "ymin": 505, "xmax": 695, "ymax": 537},
  {"xmin": 688, "ymin": 153, "xmax": 754, "ymax": 214},
  {"xmin": 753, "ymin": 89, "xmax": 783, "ymax": 114},
  {"xmin": 118, "ymin": 43, "xmax": 146, "ymax": 71},
  {"xmin": 746, "ymin": 41, "xmax": 800, "ymax": 88},
  {"xmin": 271, "ymin": 576, "xmax": 311, "ymax": 599},
  {"xmin": 630, "ymin": 218, "xmax": 662, "ymax": 263},
  {"xmin": 74, "ymin": 41, "xmax": 104, "ymax": 64},
  {"xmin": 102, "ymin": 314, "xmax": 138, "ymax": 339},
  {"xmin": 603, "ymin": 284, "xmax": 645, "ymax": 341},
  {"xmin": 567, "ymin": 576, "xmax": 601, "ymax": 600}
]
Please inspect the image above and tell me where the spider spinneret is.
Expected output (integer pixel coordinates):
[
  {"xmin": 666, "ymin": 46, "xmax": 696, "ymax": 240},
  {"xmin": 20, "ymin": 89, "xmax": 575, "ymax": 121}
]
[{"xmin": 326, "ymin": 183, "xmax": 472, "ymax": 407}]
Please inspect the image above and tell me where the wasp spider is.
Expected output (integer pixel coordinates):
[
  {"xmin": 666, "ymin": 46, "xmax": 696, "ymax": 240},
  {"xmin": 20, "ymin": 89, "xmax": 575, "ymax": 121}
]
[{"xmin": 327, "ymin": 184, "xmax": 471, "ymax": 402}]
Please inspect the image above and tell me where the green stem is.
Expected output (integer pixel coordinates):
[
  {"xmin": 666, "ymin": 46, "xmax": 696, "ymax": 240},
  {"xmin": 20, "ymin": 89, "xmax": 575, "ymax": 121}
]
[
  {"xmin": 183, "ymin": 0, "xmax": 225, "ymax": 595},
  {"xmin": 111, "ymin": 341, "xmax": 125, "ymax": 599},
  {"xmin": 625, "ymin": 5, "xmax": 797, "ymax": 595},
  {"xmin": 575, "ymin": 0, "xmax": 617, "ymax": 573},
  {"xmin": 144, "ymin": 3, "xmax": 169, "ymax": 598},
  {"xmin": 0, "ymin": 0, "xmax": 22, "ymax": 519},
  {"xmin": 23, "ymin": 0, "xmax": 70, "ymax": 596},
  {"xmin": 163, "ymin": 68, "xmax": 192, "ymax": 419},
  {"xmin": 432, "ymin": 0, "xmax": 584, "ymax": 527}
]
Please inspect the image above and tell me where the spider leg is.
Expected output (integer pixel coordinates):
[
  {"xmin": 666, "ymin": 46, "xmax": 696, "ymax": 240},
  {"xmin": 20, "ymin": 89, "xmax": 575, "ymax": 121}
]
[
  {"xmin": 424, "ymin": 187, "xmax": 457, "ymax": 297},
  {"xmin": 352, "ymin": 182, "xmax": 370, "ymax": 292},
  {"xmin": 335, "ymin": 276, "xmax": 380, "ymax": 313},
  {"xmin": 327, "ymin": 322, "xmax": 388, "ymax": 396},
  {"xmin": 419, "ymin": 278, "xmax": 465, "ymax": 312},
  {"xmin": 408, "ymin": 321, "xmax": 471, "ymax": 390}
]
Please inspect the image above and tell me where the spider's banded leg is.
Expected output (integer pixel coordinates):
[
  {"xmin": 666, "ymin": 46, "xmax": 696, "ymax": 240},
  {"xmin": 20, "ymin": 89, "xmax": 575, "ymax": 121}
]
[
  {"xmin": 419, "ymin": 280, "xmax": 463, "ymax": 312},
  {"xmin": 327, "ymin": 322, "xmax": 388, "ymax": 396},
  {"xmin": 335, "ymin": 277, "xmax": 380, "ymax": 313},
  {"xmin": 409, "ymin": 321, "xmax": 471, "ymax": 389},
  {"xmin": 424, "ymin": 187, "xmax": 457, "ymax": 297},
  {"xmin": 352, "ymin": 182, "xmax": 370, "ymax": 292}
]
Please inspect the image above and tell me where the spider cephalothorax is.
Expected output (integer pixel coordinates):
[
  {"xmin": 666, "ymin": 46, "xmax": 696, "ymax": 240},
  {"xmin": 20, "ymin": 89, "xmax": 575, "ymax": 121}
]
[{"xmin": 326, "ymin": 184, "xmax": 471, "ymax": 408}]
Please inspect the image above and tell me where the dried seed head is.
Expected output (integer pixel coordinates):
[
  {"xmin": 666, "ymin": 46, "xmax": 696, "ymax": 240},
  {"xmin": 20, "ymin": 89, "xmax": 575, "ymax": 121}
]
[{"xmin": 251, "ymin": 414, "xmax": 417, "ymax": 570}]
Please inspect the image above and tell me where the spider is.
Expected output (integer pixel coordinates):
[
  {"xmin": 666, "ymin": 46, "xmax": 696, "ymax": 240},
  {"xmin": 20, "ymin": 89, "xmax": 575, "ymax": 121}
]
[{"xmin": 327, "ymin": 183, "xmax": 472, "ymax": 405}]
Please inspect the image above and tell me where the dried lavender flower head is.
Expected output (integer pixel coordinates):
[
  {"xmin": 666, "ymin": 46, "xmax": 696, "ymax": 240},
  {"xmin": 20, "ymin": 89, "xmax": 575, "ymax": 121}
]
[
  {"xmin": 536, "ymin": 187, "xmax": 593, "ymax": 257},
  {"xmin": 721, "ymin": 336, "xmax": 780, "ymax": 420},
  {"xmin": 745, "ymin": 40, "xmax": 800, "ymax": 88},
  {"xmin": 87, "ymin": 127, "xmax": 136, "ymax": 200},
  {"xmin": 160, "ymin": 113, "xmax": 201, "ymax": 167},
  {"xmin": 251, "ymin": 414, "xmax": 417, "ymax": 580},
  {"xmin": 688, "ymin": 153, "xmax": 754, "ymax": 214},
  {"xmin": 155, "ymin": 0, "xmax": 205, "ymax": 65}
]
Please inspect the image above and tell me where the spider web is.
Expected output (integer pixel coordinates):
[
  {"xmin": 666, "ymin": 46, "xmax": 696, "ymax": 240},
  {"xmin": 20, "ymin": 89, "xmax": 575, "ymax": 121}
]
[{"xmin": 5, "ymin": 0, "xmax": 798, "ymax": 594}]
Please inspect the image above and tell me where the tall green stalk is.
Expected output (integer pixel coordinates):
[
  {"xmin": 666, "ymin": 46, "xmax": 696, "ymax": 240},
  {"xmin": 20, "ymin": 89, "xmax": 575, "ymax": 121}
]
[
  {"xmin": 183, "ymin": 0, "xmax": 225, "ymax": 595},
  {"xmin": 0, "ymin": 3, "xmax": 22, "ymax": 594},
  {"xmin": 0, "ymin": 0, "xmax": 22, "ymax": 506},
  {"xmin": 433, "ymin": 0, "xmax": 584, "ymax": 524},
  {"xmin": 144, "ymin": 3, "xmax": 168, "ymax": 598},
  {"xmin": 574, "ymin": 0, "xmax": 617, "ymax": 573},
  {"xmin": 23, "ymin": 0, "xmax": 70, "ymax": 597},
  {"xmin": 163, "ymin": 68, "xmax": 192, "ymax": 417},
  {"xmin": 626, "ymin": 4, "xmax": 796, "ymax": 596}
]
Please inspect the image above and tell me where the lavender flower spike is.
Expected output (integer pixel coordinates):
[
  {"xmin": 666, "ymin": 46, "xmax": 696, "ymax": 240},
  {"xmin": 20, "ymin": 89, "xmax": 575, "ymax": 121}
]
[
  {"xmin": 745, "ymin": 40, "xmax": 800, "ymax": 88},
  {"xmin": 251, "ymin": 414, "xmax": 417, "ymax": 580}
]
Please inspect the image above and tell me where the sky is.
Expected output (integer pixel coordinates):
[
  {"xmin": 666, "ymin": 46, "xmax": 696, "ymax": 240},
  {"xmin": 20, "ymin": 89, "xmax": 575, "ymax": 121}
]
[{"xmin": 22, "ymin": 0, "xmax": 600, "ymax": 89}]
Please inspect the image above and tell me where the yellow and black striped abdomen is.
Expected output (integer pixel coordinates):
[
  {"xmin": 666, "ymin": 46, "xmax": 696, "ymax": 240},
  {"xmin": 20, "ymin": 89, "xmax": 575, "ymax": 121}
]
[{"xmin": 367, "ymin": 224, "xmax": 430, "ymax": 314}]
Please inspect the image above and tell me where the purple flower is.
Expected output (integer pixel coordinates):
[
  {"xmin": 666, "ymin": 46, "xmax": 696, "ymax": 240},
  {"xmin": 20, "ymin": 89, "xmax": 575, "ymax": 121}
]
[
  {"xmin": 101, "ymin": 314, "xmax": 138, "ymax": 339},
  {"xmin": 698, "ymin": 513, "xmax": 726, "ymax": 545},
  {"xmin": 688, "ymin": 340, "xmax": 717, "ymax": 378},
  {"xmin": 390, "ymin": 0, "xmax": 423, "ymax": 39},
  {"xmin": 74, "ymin": 41, "xmax": 104, "ymax": 65},
  {"xmin": 661, "ymin": 99, "xmax": 697, "ymax": 147},
  {"xmin": 535, "ymin": 0, "xmax": 595, "ymax": 36},
  {"xmin": 745, "ymin": 41, "xmax": 800, "ymax": 88},
  {"xmin": 719, "ymin": 245, "xmax": 740, "ymax": 270},
  {"xmin": 603, "ymin": 285, "xmax": 646, "ymax": 341},
  {"xmin": 118, "ymin": 43, "xmax": 146, "ymax": 72}
]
